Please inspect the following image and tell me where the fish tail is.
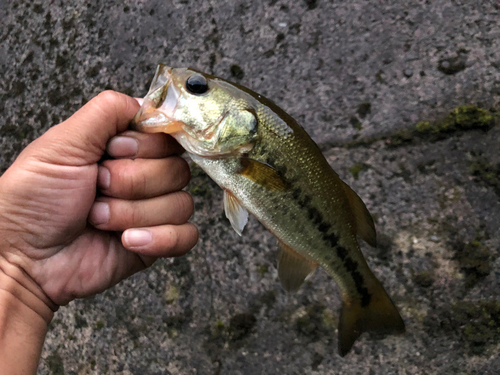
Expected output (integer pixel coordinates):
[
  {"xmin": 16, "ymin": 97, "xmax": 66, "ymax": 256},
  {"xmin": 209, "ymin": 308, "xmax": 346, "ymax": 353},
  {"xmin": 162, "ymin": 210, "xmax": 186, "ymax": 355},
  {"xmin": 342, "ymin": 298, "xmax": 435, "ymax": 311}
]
[{"xmin": 337, "ymin": 281, "xmax": 405, "ymax": 356}]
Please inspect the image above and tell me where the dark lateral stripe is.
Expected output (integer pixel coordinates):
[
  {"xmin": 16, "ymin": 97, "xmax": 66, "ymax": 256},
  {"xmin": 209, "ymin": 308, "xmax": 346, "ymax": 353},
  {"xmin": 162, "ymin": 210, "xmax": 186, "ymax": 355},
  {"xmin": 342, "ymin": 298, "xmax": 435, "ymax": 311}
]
[
  {"xmin": 294, "ymin": 190, "xmax": 372, "ymax": 307},
  {"xmin": 340, "ymin": 250, "xmax": 371, "ymax": 307}
]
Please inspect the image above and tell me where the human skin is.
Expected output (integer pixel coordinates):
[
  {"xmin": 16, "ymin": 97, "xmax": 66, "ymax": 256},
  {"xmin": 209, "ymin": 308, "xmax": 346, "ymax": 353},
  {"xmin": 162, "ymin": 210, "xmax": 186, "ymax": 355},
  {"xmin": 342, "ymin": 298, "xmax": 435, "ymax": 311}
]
[{"xmin": 0, "ymin": 91, "xmax": 198, "ymax": 374}]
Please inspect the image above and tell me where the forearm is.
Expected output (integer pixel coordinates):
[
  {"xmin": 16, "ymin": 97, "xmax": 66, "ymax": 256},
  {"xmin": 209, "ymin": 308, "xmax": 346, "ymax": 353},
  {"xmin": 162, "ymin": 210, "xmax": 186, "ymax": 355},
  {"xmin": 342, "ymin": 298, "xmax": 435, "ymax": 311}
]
[{"xmin": 0, "ymin": 261, "xmax": 54, "ymax": 374}]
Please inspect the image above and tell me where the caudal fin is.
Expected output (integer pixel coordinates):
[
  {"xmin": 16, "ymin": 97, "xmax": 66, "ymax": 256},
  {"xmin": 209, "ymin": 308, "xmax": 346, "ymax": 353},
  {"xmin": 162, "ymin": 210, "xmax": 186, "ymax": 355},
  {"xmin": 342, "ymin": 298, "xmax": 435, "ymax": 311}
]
[{"xmin": 338, "ymin": 283, "xmax": 405, "ymax": 356}]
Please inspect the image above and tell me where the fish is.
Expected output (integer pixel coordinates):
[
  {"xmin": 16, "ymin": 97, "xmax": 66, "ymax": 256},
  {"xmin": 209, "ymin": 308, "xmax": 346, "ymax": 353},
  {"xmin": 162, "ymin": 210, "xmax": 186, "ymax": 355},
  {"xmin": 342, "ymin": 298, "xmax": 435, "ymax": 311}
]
[{"xmin": 130, "ymin": 64, "xmax": 405, "ymax": 356}]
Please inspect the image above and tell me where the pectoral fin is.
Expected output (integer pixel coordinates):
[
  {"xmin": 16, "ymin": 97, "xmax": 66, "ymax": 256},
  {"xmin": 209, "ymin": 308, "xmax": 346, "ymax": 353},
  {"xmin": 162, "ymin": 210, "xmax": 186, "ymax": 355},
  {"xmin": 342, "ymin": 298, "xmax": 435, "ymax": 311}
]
[
  {"xmin": 223, "ymin": 190, "xmax": 248, "ymax": 236},
  {"xmin": 341, "ymin": 181, "xmax": 377, "ymax": 247},
  {"xmin": 238, "ymin": 158, "xmax": 288, "ymax": 191},
  {"xmin": 277, "ymin": 242, "xmax": 318, "ymax": 292}
]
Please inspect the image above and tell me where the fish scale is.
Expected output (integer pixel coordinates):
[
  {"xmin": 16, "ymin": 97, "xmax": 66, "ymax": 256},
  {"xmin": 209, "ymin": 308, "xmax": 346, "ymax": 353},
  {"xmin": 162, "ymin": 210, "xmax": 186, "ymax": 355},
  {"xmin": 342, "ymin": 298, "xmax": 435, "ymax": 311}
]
[{"xmin": 131, "ymin": 64, "xmax": 405, "ymax": 356}]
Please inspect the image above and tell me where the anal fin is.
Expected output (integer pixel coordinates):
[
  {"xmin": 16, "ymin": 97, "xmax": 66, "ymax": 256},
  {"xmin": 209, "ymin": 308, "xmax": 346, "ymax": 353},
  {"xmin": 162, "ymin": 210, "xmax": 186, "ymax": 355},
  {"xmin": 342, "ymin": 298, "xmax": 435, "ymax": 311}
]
[
  {"xmin": 224, "ymin": 190, "xmax": 248, "ymax": 236},
  {"xmin": 277, "ymin": 242, "xmax": 318, "ymax": 292}
]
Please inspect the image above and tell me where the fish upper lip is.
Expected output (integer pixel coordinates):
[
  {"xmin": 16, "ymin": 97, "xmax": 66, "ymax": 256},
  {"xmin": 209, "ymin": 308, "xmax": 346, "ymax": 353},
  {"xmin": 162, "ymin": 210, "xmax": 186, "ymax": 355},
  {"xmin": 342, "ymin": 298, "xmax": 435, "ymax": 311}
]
[
  {"xmin": 149, "ymin": 64, "xmax": 173, "ymax": 92},
  {"xmin": 132, "ymin": 67, "xmax": 179, "ymax": 131}
]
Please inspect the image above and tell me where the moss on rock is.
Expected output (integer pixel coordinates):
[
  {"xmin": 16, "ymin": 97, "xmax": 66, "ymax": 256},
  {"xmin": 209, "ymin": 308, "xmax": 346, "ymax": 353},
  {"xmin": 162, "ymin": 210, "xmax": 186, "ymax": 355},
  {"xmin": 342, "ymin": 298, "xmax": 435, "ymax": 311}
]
[
  {"xmin": 413, "ymin": 270, "xmax": 434, "ymax": 288},
  {"xmin": 249, "ymin": 290, "xmax": 277, "ymax": 314},
  {"xmin": 386, "ymin": 128, "xmax": 414, "ymax": 147},
  {"xmin": 257, "ymin": 264, "xmax": 269, "ymax": 275},
  {"xmin": 453, "ymin": 301, "xmax": 500, "ymax": 355},
  {"xmin": 453, "ymin": 239, "xmax": 492, "ymax": 289},
  {"xmin": 357, "ymin": 102, "xmax": 372, "ymax": 119},
  {"xmin": 163, "ymin": 312, "xmax": 192, "ymax": 338},
  {"xmin": 451, "ymin": 106, "xmax": 493, "ymax": 129},
  {"xmin": 470, "ymin": 156, "xmax": 500, "ymax": 198},
  {"xmin": 350, "ymin": 116, "xmax": 363, "ymax": 130},
  {"xmin": 388, "ymin": 105, "xmax": 496, "ymax": 147},
  {"xmin": 349, "ymin": 163, "xmax": 367, "ymax": 180},
  {"xmin": 295, "ymin": 304, "xmax": 335, "ymax": 341},
  {"xmin": 424, "ymin": 300, "xmax": 500, "ymax": 355},
  {"xmin": 414, "ymin": 121, "xmax": 431, "ymax": 133},
  {"xmin": 203, "ymin": 311, "xmax": 257, "ymax": 359},
  {"xmin": 46, "ymin": 350, "xmax": 65, "ymax": 375},
  {"xmin": 1, "ymin": 123, "xmax": 34, "ymax": 141}
]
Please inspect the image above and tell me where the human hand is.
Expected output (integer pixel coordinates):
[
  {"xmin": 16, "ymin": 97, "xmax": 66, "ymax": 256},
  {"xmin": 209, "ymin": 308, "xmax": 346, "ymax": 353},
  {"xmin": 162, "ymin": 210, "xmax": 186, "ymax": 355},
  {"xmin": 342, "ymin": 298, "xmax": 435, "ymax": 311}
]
[{"xmin": 0, "ymin": 91, "xmax": 198, "ymax": 314}]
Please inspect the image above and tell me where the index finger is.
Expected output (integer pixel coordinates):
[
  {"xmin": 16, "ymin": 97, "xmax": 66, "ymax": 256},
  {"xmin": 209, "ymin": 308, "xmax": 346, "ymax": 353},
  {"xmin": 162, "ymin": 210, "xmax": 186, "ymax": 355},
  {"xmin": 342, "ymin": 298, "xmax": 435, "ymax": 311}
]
[
  {"xmin": 106, "ymin": 131, "xmax": 185, "ymax": 159},
  {"xmin": 27, "ymin": 91, "xmax": 140, "ymax": 166}
]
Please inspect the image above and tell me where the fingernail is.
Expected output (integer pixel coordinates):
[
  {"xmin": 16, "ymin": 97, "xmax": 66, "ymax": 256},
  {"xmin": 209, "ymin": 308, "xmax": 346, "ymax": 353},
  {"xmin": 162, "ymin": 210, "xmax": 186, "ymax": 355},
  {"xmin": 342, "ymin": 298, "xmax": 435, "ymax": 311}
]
[
  {"xmin": 124, "ymin": 229, "xmax": 153, "ymax": 248},
  {"xmin": 89, "ymin": 202, "xmax": 110, "ymax": 226},
  {"xmin": 97, "ymin": 166, "xmax": 110, "ymax": 189},
  {"xmin": 107, "ymin": 136, "xmax": 139, "ymax": 157}
]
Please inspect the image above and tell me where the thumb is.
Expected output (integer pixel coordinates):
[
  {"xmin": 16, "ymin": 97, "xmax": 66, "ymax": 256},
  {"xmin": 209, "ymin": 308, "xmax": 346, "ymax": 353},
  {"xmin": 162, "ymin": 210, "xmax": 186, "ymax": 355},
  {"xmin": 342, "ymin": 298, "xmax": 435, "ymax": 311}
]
[{"xmin": 27, "ymin": 91, "xmax": 140, "ymax": 166}]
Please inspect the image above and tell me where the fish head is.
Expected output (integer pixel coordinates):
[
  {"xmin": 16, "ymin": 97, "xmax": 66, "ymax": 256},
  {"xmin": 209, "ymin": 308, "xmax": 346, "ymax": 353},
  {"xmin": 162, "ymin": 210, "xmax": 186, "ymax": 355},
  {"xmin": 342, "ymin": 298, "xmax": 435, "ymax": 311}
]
[{"xmin": 131, "ymin": 64, "xmax": 259, "ymax": 157}]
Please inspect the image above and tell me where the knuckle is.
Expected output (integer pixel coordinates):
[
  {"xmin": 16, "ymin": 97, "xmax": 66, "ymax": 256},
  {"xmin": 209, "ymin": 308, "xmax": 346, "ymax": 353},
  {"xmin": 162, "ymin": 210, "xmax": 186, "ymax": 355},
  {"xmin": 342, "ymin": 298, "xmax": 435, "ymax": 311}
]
[
  {"xmin": 165, "ymin": 157, "xmax": 191, "ymax": 190},
  {"xmin": 193, "ymin": 225, "xmax": 199, "ymax": 241},
  {"xmin": 95, "ymin": 90, "xmax": 121, "ymax": 107},
  {"xmin": 119, "ymin": 161, "xmax": 144, "ymax": 198},
  {"xmin": 161, "ymin": 134, "xmax": 179, "ymax": 155},
  {"xmin": 175, "ymin": 191, "xmax": 194, "ymax": 218},
  {"xmin": 167, "ymin": 228, "xmax": 179, "ymax": 252},
  {"xmin": 176, "ymin": 158, "xmax": 191, "ymax": 188},
  {"xmin": 188, "ymin": 225, "xmax": 199, "ymax": 248},
  {"xmin": 128, "ymin": 202, "xmax": 144, "ymax": 227},
  {"xmin": 90, "ymin": 91, "xmax": 128, "ymax": 126}
]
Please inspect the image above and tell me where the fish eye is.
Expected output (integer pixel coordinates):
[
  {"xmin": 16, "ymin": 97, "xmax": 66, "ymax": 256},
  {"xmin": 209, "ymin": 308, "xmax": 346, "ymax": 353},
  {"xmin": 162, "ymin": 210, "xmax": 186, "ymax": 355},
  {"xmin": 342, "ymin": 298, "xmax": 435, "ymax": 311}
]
[{"xmin": 186, "ymin": 74, "xmax": 209, "ymax": 95}]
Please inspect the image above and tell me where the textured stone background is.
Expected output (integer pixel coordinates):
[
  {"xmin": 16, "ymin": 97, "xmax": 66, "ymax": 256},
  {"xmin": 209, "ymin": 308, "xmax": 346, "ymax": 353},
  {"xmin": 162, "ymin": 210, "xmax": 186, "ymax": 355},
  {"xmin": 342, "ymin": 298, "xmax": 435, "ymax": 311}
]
[{"xmin": 1, "ymin": 0, "xmax": 500, "ymax": 374}]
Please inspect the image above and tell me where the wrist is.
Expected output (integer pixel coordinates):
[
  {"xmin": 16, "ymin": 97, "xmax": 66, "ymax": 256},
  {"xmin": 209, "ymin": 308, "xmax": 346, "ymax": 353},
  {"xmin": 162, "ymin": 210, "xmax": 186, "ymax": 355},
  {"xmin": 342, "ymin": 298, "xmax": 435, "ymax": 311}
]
[
  {"xmin": 0, "ymin": 272, "xmax": 54, "ymax": 375},
  {"xmin": 0, "ymin": 270, "xmax": 54, "ymax": 326},
  {"xmin": 0, "ymin": 256, "xmax": 58, "ymax": 374},
  {"xmin": 0, "ymin": 254, "xmax": 58, "ymax": 325},
  {"xmin": 0, "ymin": 201, "xmax": 59, "ymax": 374}
]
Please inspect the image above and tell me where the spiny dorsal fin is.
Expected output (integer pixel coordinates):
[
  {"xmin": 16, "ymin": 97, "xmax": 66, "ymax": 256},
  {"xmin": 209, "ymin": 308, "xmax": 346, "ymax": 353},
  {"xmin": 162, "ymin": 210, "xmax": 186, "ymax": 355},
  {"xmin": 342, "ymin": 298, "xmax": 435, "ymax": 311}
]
[
  {"xmin": 277, "ymin": 242, "xmax": 318, "ymax": 292},
  {"xmin": 223, "ymin": 190, "xmax": 248, "ymax": 236},
  {"xmin": 341, "ymin": 181, "xmax": 377, "ymax": 247},
  {"xmin": 238, "ymin": 158, "xmax": 289, "ymax": 191}
]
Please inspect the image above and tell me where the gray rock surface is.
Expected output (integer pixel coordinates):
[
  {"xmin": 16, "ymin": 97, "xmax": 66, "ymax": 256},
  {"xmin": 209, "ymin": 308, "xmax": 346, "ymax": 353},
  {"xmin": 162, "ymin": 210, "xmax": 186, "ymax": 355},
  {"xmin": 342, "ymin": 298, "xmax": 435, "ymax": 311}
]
[{"xmin": 1, "ymin": 0, "xmax": 499, "ymax": 374}]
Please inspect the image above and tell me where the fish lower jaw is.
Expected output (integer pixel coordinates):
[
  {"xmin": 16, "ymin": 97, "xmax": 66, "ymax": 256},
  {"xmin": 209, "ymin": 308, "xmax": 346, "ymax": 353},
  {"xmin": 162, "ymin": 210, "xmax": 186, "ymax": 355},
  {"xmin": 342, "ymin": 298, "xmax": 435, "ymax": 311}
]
[
  {"xmin": 175, "ymin": 136, "xmax": 221, "ymax": 157},
  {"xmin": 176, "ymin": 134, "xmax": 254, "ymax": 158}
]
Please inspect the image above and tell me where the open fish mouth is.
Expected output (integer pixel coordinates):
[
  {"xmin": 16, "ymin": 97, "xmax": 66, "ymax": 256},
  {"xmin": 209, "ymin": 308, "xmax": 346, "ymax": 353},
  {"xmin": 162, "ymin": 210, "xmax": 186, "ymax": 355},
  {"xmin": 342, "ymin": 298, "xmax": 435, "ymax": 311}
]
[{"xmin": 130, "ymin": 63, "xmax": 184, "ymax": 134}]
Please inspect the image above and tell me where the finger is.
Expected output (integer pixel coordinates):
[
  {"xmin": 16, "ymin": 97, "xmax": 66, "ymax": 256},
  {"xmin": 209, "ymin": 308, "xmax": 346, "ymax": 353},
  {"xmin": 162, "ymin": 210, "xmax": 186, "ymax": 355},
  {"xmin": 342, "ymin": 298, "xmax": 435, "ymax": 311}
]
[
  {"xmin": 88, "ymin": 191, "xmax": 194, "ymax": 230},
  {"xmin": 106, "ymin": 131, "xmax": 184, "ymax": 159},
  {"xmin": 28, "ymin": 91, "xmax": 140, "ymax": 166},
  {"xmin": 135, "ymin": 254, "xmax": 157, "ymax": 268},
  {"xmin": 98, "ymin": 157, "xmax": 190, "ymax": 199},
  {"xmin": 122, "ymin": 223, "xmax": 199, "ymax": 258}
]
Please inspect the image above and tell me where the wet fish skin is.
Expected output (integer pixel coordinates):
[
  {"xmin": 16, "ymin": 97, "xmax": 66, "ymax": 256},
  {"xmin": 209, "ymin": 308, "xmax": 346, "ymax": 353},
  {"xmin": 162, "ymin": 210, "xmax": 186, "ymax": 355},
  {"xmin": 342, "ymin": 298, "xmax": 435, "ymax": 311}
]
[{"xmin": 131, "ymin": 64, "xmax": 405, "ymax": 356}]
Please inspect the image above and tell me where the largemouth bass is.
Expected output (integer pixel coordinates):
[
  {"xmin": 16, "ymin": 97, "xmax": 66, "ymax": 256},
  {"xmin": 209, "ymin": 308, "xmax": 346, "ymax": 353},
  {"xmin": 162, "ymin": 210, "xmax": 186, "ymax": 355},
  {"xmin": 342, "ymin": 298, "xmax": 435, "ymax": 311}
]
[{"xmin": 131, "ymin": 64, "xmax": 405, "ymax": 356}]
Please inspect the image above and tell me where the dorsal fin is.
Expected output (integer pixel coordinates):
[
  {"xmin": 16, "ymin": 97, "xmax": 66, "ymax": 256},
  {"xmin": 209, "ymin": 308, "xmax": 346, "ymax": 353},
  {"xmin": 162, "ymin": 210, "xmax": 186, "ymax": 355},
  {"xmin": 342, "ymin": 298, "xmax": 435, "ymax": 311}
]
[
  {"xmin": 277, "ymin": 241, "xmax": 318, "ymax": 292},
  {"xmin": 341, "ymin": 181, "xmax": 377, "ymax": 247}
]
